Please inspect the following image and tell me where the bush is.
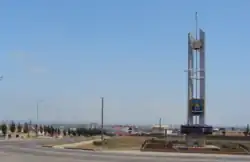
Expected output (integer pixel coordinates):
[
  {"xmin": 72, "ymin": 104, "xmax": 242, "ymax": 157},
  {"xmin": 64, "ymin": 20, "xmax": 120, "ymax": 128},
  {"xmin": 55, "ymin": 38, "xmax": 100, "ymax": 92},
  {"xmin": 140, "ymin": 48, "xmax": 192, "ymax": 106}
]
[
  {"xmin": 1, "ymin": 124, "xmax": 7, "ymax": 135},
  {"xmin": 63, "ymin": 130, "xmax": 67, "ymax": 136},
  {"xmin": 93, "ymin": 140, "xmax": 107, "ymax": 146},
  {"xmin": 23, "ymin": 122, "xmax": 29, "ymax": 133},
  {"xmin": 239, "ymin": 144, "xmax": 249, "ymax": 151},
  {"xmin": 93, "ymin": 140, "xmax": 102, "ymax": 146},
  {"xmin": 72, "ymin": 131, "xmax": 76, "ymax": 136},
  {"xmin": 166, "ymin": 142, "xmax": 173, "ymax": 148},
  {"xmin": 221, "ymin": 144, "xmax": 229, "ymax": 148},
  {"xmin": 10, "ymin": 121, "xmax": 16, "ymax": 133},
  {"xmin": 17, "ymin": 123, "xmax": 22, "ymax": 133},
  {"xmin": 39, "ymin": 125, "xmax": 44, "ymax": 133}
]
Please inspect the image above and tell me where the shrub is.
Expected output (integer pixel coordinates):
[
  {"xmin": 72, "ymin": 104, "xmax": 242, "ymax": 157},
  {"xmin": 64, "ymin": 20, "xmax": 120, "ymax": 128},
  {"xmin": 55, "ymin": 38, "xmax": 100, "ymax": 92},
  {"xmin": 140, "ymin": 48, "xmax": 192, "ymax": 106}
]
[
  {"xmin": 39, "ymin": 125, "xmax": 44, "ymax": 133},
  {"xmin": 93, "ymin": 140, "xmax": 107, "ymax": 146},
  {"xmin": 166, "ymin": 142, "xmax": 173, "ymax": 148},
  {"xmin": 23, "ymin": 122, "xmax": 29, "ymax": 133},
  {"xmin": 10, "ymin": 121, "xmax": 16, "ymax": 133},
  {"xmin": 1, "ymin": 124, "xmax": 7, "ymax": 135},
  {"xmin": 239, "ymin": 144, "xmax": 249, "ymax": 152},
  {"xmin": 221, "ymin": 144, "xmax": 229, "ymax": 148},
  {"xmin": 17, "ymin": 123, "xmax": 22, "ymax": 133},
  {"xmin": 63, "ymin": 130, "xmax": 67, "ymax": 136},
  {"xmin": 93, "ymin": 140, "xmax": 103, "ymax": 146}
]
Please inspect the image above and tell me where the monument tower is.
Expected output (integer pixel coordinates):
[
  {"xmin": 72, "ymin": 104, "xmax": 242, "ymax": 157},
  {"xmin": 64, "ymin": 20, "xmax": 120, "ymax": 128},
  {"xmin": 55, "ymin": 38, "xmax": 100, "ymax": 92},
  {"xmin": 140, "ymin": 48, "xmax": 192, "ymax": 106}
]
[{"xmin": 180, "ymin": 13, "xmax": 212, "ymax": 147}]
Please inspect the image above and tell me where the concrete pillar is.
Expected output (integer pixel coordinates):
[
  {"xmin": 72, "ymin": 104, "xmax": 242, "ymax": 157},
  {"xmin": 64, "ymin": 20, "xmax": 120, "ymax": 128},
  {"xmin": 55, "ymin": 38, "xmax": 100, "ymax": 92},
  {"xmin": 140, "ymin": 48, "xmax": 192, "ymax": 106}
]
[
  {"xmin": 186, "ymin": 134, "xmax": 206, "ymax": 147},
  {"xmin": 197, "ymin": 135, "xmax": 206, "ymax": 147},
  {"xmin": 186, "ymin": 135, "xmax": 193, "ymax": 147}
]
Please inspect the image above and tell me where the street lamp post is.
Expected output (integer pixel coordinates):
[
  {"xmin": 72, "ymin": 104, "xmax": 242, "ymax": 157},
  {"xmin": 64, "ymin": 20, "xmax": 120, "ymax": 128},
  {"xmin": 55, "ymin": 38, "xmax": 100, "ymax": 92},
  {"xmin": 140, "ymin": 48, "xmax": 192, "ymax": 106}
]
[
  {"xmin": 101, "ymin": 97, "xmax": 104, "ymax": 144},
  {"xmin": 5, "ymin": 120, "xmax": 8, "ymax": 140},
  {"xmin": 36, "ymin": 100, "xmax": 43, "ymax": 137},
  {"xmin": 36, "ymin": 102, "xmax": 39, "ymax": 122}
]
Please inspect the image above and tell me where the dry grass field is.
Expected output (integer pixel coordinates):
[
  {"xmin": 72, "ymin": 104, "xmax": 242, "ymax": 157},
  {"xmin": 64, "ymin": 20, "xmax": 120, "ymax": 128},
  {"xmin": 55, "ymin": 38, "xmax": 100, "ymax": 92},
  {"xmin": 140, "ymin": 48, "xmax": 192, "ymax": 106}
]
[{"xmin": 71, "ymin": 136, "xmax": 151, "ymax": 150}]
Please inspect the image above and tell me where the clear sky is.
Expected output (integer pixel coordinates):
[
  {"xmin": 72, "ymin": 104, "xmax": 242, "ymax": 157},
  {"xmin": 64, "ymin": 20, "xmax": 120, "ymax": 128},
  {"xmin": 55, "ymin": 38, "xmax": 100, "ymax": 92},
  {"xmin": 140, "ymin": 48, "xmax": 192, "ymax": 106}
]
[{"xmin": 0, "ymin": 0, "xmax": 249, "ymax": 126}]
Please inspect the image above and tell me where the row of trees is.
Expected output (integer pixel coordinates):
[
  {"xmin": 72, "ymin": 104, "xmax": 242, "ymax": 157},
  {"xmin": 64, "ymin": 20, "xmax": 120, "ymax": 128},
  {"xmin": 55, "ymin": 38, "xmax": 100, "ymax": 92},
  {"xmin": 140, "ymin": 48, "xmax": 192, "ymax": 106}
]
[
  {"xmin": 0, "ymin": 121, "xmax": 108, "ymax": 137},
  {"xmin": 66, "ymin": 128, "xmax": 110, "ymax": 136},
  {"xmin": 216, "ymin": 124, "xmax": 250, "ymax": 136},
  {"xmin": 0, "ymin": 121, "xmax": 24, "ymax": 135},
  {"xmin": 0, "ymin": 121, "xmax": 62, "ymax": 136}
]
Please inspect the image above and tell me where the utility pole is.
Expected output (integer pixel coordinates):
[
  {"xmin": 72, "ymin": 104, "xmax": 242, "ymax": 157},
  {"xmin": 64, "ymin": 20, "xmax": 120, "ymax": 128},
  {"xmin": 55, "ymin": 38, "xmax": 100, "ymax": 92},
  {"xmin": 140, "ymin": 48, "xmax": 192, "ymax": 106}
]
[
  {"xmin": 28, "ymin": 120, "xmax": 31, "ymax": 138},
  {"xmin": 36, "ymin": 100, "xmax": 43, "ymax": 137},
  {"xmin": 159, "ymin": 117, "xmax": 162, "ymax": 133},
  {"xmin": 36, "ymin": 101, "xmax": 39, "ymax": 137},
  {"xmin": 101, "ymin": 97, "xmax": 104, "ymax": 144},
  {"xmin": 36, "ymin": 102, "xmax": 39, "ymax": 122},
  {"xmin": 5, "ymin": 120, "xmax": 8, "ymax": 140}
]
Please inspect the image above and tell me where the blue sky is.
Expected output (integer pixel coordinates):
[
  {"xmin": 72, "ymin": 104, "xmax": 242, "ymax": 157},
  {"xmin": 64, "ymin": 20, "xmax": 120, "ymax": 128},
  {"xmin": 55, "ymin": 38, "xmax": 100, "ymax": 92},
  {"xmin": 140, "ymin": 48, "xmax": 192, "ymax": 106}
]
[{"xmin": 0, "ymin": 0, "xmax": 249, "ymax": 126}]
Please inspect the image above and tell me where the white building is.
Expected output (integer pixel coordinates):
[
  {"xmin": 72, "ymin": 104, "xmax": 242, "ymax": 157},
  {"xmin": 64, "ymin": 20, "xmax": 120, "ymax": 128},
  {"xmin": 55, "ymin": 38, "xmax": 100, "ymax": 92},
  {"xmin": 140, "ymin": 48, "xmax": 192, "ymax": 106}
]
[{"xmin": 151, "ymin": 124, "xmax": 172, "ymax": 134}]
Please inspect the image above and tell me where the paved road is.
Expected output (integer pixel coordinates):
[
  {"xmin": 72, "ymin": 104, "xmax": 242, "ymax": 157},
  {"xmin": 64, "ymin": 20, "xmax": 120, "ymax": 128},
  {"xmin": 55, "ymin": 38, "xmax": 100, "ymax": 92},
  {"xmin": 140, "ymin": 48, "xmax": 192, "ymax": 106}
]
[{"xmin": 0, "ymin": 139, "xmax": 250, "ymax": 162}]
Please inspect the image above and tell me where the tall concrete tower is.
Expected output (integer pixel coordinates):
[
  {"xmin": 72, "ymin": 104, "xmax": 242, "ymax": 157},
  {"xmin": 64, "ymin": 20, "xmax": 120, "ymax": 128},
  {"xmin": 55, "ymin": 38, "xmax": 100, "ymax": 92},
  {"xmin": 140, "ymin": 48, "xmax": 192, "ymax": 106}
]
[{"xmin": 181, "ymin": 13, "xmax": 212, "ymax": 147}]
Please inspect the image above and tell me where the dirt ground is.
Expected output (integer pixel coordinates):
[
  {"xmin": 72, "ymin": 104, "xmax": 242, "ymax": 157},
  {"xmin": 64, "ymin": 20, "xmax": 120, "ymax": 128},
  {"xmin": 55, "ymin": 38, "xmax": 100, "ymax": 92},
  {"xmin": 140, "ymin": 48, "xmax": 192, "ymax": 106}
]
[
  {"xmin": 40, "ymin": 135, "xmax": 250, "ymax": 153},
  {"xmin": 40, "ymin": 136, "xmax": 95, "ymax": 146},
  {"xmin": 73, "ymin": 136, "xmax": 151, "ymax": 150}
]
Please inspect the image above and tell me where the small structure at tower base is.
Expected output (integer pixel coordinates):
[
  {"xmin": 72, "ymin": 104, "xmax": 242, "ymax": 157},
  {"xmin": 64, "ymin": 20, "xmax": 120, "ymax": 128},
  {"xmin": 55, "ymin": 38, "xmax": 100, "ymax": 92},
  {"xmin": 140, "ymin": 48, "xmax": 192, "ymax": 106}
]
[{"xmin": 180, "ymin": 124, "xmax": 213, "ymax": 147}]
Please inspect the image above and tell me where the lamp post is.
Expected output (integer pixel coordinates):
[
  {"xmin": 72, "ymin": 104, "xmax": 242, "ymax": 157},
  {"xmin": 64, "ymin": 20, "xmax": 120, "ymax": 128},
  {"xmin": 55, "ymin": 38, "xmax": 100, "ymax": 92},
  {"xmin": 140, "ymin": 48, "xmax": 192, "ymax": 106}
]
[
  {"xmin": 5, "ymin": 120, "xmax": 8, "ymax": 140},
  {"xmin": 100, "ymin": 97, "xmax": 104, "ymax": 144},
  {"xmin": 36, "ymin": 100, "xmax": 44, "ymax": 137}
]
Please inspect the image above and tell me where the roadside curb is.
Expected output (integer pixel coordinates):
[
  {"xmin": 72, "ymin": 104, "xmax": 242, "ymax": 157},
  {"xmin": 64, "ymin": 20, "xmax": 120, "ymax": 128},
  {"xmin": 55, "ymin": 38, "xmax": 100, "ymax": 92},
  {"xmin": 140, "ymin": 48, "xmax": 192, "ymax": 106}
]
[
  {"xmin": 64, "ymin": 147, "xmax": 95, "ymax": 151},
  {"xmin": 41, "ymin": 145, "xmax": 54, "ymax": 148},
  {"xmin": 42, "ymin": 145, "xmax": 95, "ymax": 151},
  {"xmin": 42, "ymin": 142, "xmax": 97, "ymax": 151},
  {"xmin": 46, "ymin": 139, "xmax": 97, "ymax": 149}
]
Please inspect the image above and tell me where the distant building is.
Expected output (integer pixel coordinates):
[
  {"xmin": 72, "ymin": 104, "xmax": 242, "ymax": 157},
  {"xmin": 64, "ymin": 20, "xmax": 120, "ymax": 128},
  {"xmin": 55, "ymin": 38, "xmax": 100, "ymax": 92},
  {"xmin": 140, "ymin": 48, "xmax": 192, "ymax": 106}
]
[
  {"xmin": 151, "ymin": 124, "xmax": 171, "ymax": 134},
  {"xmin": 111, "ymin": 125, "xmax": 138, "ymax": 136}
]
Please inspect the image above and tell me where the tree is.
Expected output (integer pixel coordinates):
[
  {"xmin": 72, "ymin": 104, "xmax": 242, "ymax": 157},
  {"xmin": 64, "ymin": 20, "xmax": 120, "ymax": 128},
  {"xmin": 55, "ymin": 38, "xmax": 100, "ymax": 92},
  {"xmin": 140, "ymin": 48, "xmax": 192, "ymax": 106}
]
[
  {"xmin": 67, "ymin": 128, "xmax": 71, "ymax": 136},
  {"xmin": 10, "ymin": 121, "xmax": 16, "ymax": 133},
  {"xmin": 63, "ymin": 129, "xmax": 67, "ymax": 136},
  {"xmin": 57, "ymin": 128, "xmax": 60, "ymax": 135},
  {"xmin": 47, "ymin": 125, "xmax": 51, "ymax": 135},
  {"xmin": 128, "ymin": 127, "xmax": 132, "ymax": 134},
  {"xmin": 76, "ymin": 128, "xmax": 81, "ymax": 136},
  {"xmin": 39, "ymin": 125, "xmax": 44, "ymax": 133},
  {"xmin": 50, "ymin": 126, "xmax": 55, "ymax": 136},
  {"xmin": 34, "ymin": 124, "xmax": 38, "ymax": 136},
  {"xmin": 72, "ymin": 131, "xmax": 76, "ymax": 136},
  {"xmin": 1, "ymin": 123, "xmax": 7, "ymax": 135},
  {"xmin": 23, "ymin": 122, "xmax": 29, "ymax": 133},
  {"xmin": 17, "ymin": 123, "xmax": 22, "ymax": 133},
  {"xmin": 244, "ymin": 124, "xmax": 249, "ymax": 136},
  {"xmin": 43, "ymin": 125, "xmax": 48, "ymax": 135}
]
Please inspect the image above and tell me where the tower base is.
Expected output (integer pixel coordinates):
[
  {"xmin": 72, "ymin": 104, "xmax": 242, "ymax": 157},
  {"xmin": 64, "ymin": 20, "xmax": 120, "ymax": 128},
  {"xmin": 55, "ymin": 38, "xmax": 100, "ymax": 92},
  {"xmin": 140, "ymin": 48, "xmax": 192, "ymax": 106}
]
[
  {"xmin": 186, "ymin": 134, "xmax": 206, "ymax": 147},
  {"xmin": 180, "ymin": 124, "xmax": 213, "ymax": 147}
]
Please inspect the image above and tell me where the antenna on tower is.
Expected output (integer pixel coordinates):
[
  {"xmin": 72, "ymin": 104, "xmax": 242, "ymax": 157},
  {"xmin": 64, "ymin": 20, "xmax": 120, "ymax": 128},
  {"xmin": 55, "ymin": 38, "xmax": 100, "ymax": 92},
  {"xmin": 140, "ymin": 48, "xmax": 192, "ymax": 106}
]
[{"xmin": 195, "ymin": 12, "xmax": 198, "ymax": 40}]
